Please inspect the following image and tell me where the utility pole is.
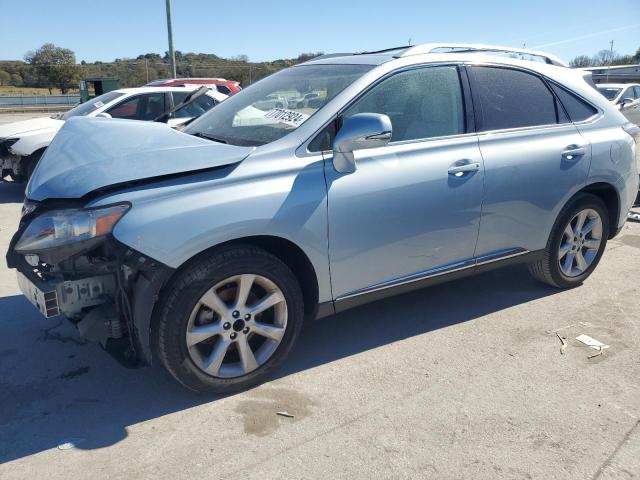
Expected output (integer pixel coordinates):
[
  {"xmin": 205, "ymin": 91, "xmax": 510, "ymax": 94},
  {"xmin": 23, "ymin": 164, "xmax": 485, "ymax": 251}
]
[
  {"xmin": 165, "ymin": 0, "xmax": 177, "ymax": 78},
  {"xmin": 607, "ymin": 40, "xmax": 614, "ymax": 82}
]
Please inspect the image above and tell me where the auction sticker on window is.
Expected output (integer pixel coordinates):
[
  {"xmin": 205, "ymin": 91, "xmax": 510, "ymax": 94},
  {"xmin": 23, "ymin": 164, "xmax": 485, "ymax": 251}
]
[{"xmin": 264, "ymin": 108, "xmax": 309, "ymax": 127}]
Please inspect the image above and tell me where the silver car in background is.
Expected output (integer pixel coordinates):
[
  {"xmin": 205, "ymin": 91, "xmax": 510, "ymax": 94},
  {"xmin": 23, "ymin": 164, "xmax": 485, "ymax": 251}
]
[
  {"xmin": 6, "ymin": 44, "xmax": 639, "ymax": 393},
  {"xmin": 596, "ymin": 82, "xmax": 640, "ymax": 125}
]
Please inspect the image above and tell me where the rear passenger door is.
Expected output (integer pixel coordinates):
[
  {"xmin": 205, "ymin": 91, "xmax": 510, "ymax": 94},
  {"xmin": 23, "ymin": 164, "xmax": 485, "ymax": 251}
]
[{"xmin": 468, "ymin": 66, "xmax": 595, "ymax": 257}]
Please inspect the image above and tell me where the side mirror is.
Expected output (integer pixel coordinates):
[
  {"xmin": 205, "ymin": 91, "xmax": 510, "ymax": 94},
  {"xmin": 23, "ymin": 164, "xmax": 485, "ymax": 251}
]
[
  {"xmin": 95, "ymin": 112, "xmax": 112, "ymax": 119},
  {"xmin": 620, "ymin": 97, "xmax": 634, "ymax": 107},
  {"xmin": 332, "ymin": 113, "xmax": 392, "ymax": 174}
]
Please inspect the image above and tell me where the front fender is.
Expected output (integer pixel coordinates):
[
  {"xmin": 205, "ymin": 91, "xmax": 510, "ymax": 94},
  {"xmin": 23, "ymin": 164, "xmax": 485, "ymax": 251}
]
[
  {"xmin": 88, "ymin": 156, "xmax": 333, "ymax": 304},
  {"xmin": 10, "ymin": 128, "xmax": 58, "ymax": 157}
]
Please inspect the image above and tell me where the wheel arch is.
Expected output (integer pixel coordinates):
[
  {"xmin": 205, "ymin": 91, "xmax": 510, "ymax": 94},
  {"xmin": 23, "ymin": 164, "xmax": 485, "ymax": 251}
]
[
  {"xmin": 578, "ymin": 182, "xmax": 620, "ymax": 239},
  {"xmin": 168, "ymin": 234, "xmax": 320, "ymax": 320}
]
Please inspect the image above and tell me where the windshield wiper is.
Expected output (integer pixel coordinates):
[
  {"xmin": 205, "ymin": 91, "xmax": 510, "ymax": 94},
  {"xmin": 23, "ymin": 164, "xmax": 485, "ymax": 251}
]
[{"xmin": 191, "ymin": 132, "xmax": 228, "ymax": 144}]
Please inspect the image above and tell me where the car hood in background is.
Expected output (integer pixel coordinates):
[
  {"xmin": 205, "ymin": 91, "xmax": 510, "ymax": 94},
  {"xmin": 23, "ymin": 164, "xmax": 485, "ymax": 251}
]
[
  {"xmin": 27, "ymin": 117, "xmax": 254, "ymax": 201},
  {"xmin": 0, "ymin": 116, "xmax": 65, "ymax": 139}
]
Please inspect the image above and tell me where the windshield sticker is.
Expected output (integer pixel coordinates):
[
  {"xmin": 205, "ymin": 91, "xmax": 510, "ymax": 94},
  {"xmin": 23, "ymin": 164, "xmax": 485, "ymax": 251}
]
[
  {"xmin": 264, "ymin": 108, "xmax": 309, "ymax": 127},
  {"xmin": 93, "ymin": 101, "xmax": 104, "ymax": 108}
]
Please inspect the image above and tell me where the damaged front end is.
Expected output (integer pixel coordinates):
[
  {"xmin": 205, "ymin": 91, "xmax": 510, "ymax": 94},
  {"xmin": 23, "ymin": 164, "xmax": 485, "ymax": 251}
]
[
  {"xmin": 0, "ymin": 138, "xmax": 23, "ymax": 181},
  {"xmin": 6, "ymin": 199, "xmax": 172, "ymax": 365}
]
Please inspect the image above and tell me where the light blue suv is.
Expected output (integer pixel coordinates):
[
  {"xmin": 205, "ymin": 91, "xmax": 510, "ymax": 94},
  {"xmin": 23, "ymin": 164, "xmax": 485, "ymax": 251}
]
[{"xmin": 7, "ymin": 44, "xmax": 639, "ymax": 392}]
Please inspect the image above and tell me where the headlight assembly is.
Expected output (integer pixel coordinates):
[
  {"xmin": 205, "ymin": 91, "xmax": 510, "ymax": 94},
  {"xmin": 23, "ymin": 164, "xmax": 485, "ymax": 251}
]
[
  {"xmin": 15, "ymin": 204, "xmax": 129, "ymax": 253},
  {"xmin": 20, "ymin": 199, "xmax": 38, "ymax": 218}
]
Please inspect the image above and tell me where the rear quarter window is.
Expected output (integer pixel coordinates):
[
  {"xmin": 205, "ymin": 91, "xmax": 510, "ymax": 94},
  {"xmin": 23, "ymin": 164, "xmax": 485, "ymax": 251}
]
[{"xmin": 549, "ymin": 83, "xmax": 598, "ymax": 122}]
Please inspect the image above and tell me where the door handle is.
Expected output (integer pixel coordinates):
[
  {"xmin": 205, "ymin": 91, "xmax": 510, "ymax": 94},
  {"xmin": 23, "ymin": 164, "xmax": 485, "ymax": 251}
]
[
  {"xmin": 561, "ymin": 145, "xmax": 587, "ymax": 160},
  {"xmin": 448, "ymin": 162, "xmax": 480, "ymax": 177}
]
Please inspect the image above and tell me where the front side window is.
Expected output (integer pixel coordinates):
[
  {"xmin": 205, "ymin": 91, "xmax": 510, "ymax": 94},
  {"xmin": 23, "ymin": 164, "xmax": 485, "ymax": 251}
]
[
  {"xmin": 622, "ymin": 87, "xmax": 637, "ymax": 100},
  {"xmin": 342, "ymin": 66, "xmax": 465, "ymax": 142},
  {"xmin": 183, "ymin": 64, "xmax": 373, "ymax": 146},
  {"xmin": 471, "ymin": 66, "xmax": 558, "ymax": 131},
  {"xmin": 107, "ymin": 93, "xmax": 166, "ymax": 120},
  {"xmin": 172, "ymin": 92, "xmax": 217, "ymax": 118},
  {"xmin": 62, "ymin": 91, "xmax": 125, "ymax": 120}
]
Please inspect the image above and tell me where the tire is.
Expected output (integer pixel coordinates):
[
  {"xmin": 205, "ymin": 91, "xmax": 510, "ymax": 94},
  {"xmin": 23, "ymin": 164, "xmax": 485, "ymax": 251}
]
[
  {"xmin": 528, "ymin": 193, "xmax": 609, "ymax": 288},
  {"xmin": 154, "ymin": 244, "xmax": 304, "ymax": 393}
]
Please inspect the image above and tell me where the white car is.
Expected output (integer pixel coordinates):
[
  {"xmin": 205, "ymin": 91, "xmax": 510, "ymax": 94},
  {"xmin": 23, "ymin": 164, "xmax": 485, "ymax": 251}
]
[
  {"xmin": 596, "ymin": 83, "xmax": 640, "ymax": 125},
  {"xmin": 0, "ymin": 86, "xmax": 227, "ymax": 182}
]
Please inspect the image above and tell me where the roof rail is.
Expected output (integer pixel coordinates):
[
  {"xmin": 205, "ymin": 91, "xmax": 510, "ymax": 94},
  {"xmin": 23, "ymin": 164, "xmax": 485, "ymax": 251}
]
[
  {"xmin": 399, "ymin": 43, "xmax": 568, "ymax": 67},
  {"xmin": 310, "ymin": 52, "xmax": 355, "ymax": 60}
]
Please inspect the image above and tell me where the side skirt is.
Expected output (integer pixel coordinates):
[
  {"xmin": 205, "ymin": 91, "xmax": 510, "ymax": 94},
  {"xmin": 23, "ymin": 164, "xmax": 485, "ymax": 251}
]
[{"xmin": 331, "ymin": 249, "xmax": 544, "ymax": 314}]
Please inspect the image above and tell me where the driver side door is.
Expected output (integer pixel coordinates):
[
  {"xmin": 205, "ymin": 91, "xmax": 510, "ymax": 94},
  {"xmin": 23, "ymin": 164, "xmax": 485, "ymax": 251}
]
[{"xmin": 322, "ymin": 65, "xmax": 485, "ymax": 306}]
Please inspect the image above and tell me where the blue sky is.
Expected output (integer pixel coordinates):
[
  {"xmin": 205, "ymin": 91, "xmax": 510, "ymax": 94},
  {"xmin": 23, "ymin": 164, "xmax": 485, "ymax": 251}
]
[{"xmin": 0, "ymin": 0, "xmax": 638, "ymax": 63}]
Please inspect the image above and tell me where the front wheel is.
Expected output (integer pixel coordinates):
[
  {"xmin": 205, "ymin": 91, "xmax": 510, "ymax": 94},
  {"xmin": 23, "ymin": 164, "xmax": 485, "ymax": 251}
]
[
  {"xmin": 154, "ymin": 245, "xmax": 304, "ymax": 393},
  {"xmin": 528, "ymin": 193, "xmax": 609, "ymax": 288}
]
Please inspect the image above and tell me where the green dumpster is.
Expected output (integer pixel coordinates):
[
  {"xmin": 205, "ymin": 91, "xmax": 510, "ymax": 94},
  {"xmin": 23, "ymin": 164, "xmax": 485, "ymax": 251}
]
[{"xmin": 79, "ymin": 77, "xmax": 120, "ymax": 103}]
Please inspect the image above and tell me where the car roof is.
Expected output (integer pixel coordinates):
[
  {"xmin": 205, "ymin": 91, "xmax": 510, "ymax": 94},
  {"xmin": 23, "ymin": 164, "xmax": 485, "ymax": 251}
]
[
  {"xmin": 114, "ymin": 86, "xmax": 214, "ymax": 94},
  {"xmin": 595, "ymin": 83, "xmax": 639, "ymax": 88},
  {"xmin": 300, "ymin": 43, "xmax": 568, "ymax": 68},
  {"xmin": 111, "ymin": 86, "xmax": 227, "ymax": 101}
]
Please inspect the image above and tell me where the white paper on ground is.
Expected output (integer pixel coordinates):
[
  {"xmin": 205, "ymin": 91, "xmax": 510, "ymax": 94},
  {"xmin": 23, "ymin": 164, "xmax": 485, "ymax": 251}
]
[{"xmin": 576, "ymin": 334, "xmax": 609, "ymax": 350}]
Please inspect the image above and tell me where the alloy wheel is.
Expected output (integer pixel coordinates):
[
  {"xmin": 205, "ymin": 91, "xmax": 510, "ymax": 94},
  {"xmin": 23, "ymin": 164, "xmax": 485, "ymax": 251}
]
[
  {"xmin": 185, "ymin": 274, "xmax": 288, "ymax": 378},
  {"xmin": 558, "ymin": 208, "xmax": 603, "ymax": 277}
]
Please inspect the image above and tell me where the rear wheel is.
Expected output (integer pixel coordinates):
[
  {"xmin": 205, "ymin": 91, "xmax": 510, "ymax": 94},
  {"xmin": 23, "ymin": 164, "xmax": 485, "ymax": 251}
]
[
  {"xmin": 154, "ymin": 245, "xmax": 304, "ymax": 393},
  {"xmin": 528, "ymin": 193, "xmax": 609, "ymax": 288}
]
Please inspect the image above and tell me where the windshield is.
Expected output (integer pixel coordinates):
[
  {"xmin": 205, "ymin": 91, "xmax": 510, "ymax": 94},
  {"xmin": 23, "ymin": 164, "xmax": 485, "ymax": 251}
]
[
  {"xmin": 183, "ymin": 64, "xmax": 373, "ymax": 146},
  {"xmin": 62, "ymin": 91, "xmax": 125, "ymax": 120},
  {"xmin": 596, "ymin": 86, "xmax": 621, "ymax": 101}
]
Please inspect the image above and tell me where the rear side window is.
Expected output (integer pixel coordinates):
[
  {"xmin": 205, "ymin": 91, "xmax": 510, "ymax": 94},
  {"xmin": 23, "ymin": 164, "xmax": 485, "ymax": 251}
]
[
  {"xmin": 216, "ymin": 85, "xmax": 231, "ymax": 95},
  {"xmin": 470, "ymin": 66, "xmax": 558, "ymax": 131},
  {"xmin": 549, "ymin": 83, "xmax": 598, "ymax": 122}
]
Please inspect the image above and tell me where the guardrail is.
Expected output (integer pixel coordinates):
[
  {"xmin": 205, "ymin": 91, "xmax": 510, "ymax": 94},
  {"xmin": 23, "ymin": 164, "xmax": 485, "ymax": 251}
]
[{"xmin": 0, "ymin": 95, "xmax": 80, "ymax": 107}]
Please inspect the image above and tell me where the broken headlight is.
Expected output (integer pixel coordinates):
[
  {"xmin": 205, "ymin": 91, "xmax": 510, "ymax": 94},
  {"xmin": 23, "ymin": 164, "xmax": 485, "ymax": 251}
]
[
  {"xmin": 15, "ymin": 204, "xmax": 129, "ymax": 253},
  {"xmin": 21, "ymin": 199, "xmax": 38, "ymax": 218}
]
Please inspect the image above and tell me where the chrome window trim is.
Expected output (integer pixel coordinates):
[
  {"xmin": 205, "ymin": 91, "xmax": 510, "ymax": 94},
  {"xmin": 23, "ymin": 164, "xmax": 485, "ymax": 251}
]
[
  {"xmin": 335, "ymin": 248, "xmax": 529, "ymax": 301},
  {"xmin": 475, "ymin": 120, "xmax": 591, "ymax": 137}
]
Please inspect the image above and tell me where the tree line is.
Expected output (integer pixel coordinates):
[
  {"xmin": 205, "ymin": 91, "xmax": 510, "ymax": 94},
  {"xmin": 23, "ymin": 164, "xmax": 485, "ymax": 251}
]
[
  {"xmin": 569, "ymin": 47, "xmax": 640, "ymax": 68},
  {"xmin": 0, "ymin": 43, "xmax": 324, "ymax": 93},
  {"xmin": 2, "ymin": 42, "xmax": 639, "ymax": 94}
]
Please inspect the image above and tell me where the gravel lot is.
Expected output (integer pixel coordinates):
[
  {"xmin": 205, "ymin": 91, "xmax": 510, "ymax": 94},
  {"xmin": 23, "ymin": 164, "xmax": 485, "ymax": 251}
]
[{"xmin": 0, "ymin": 112, "xmax": 639, "ymax": 479}]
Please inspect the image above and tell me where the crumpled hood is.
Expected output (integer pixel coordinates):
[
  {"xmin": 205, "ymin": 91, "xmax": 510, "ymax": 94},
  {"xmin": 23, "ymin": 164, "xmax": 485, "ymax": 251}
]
[
  {"xmin": 0, "ymin": 116, "xmax": 64, "ymax": 139},
  {"xmin": 27, "ymin": 117, "xmax": 253, "ymax": 201}
]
